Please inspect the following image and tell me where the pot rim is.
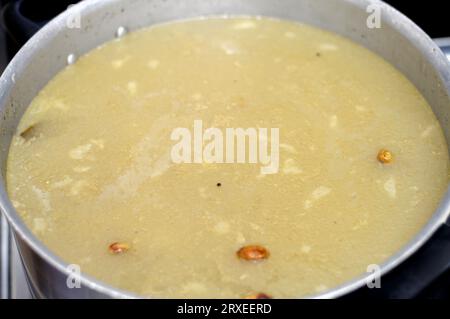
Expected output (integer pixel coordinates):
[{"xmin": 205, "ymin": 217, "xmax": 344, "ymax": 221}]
[{"xmin": 1, "ymin": 0, "xmax": 450, "ymax": 299}]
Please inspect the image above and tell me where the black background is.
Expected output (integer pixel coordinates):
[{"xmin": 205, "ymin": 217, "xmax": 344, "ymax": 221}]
[{"xmin": 384, "ymin": 0, "xmax": 449, "ymax": 37}]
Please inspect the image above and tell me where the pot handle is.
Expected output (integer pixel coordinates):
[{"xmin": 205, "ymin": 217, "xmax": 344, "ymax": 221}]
[
  {"xmin": 435, "ymin": 38, "xmax": 450, "ymax": 62},
  {"xmin": 1, "ymin": 0, "xmax": 44, "ymax": 46},
  {"xmin": 0, "ymin": 213, "xmax": 10, "ymax": 299}
]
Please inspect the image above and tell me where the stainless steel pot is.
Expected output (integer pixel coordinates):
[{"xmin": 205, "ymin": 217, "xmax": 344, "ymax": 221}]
[{"xmin": 1, "ymin": 0, "xmax": 450, "ymax": 299}]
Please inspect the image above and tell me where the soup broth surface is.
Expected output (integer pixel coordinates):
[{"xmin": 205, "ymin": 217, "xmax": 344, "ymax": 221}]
[{"xmin": 7, "ymin": 17, "xmax": 449, "ymax": 298}]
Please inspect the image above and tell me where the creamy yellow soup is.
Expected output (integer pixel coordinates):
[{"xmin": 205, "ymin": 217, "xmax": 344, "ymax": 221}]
[{"xmin": 7, "ymin": 17, "xmax": 450, "ymax": 298}]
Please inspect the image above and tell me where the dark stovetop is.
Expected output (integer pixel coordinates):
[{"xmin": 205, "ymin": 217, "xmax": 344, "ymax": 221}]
[{"xmin": 0, "ymin": 0, "xmax": 449, "ymax": 299}]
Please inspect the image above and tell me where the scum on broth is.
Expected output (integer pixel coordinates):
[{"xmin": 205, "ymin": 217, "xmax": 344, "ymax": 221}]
[{"xmin": 6, "ymin": 17, "xmax": 450, "ymax": 298}]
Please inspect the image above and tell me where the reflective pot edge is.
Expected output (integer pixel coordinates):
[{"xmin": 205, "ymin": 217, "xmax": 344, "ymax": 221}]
[{"xmin": 0, "ymin": 0, "xmax": 450, "ymax": 299}]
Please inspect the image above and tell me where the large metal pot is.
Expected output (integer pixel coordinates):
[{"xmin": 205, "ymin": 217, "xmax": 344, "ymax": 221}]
[{"xmin": 1, "ymin": 0, "xmax": 450, "ymax": 299}]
